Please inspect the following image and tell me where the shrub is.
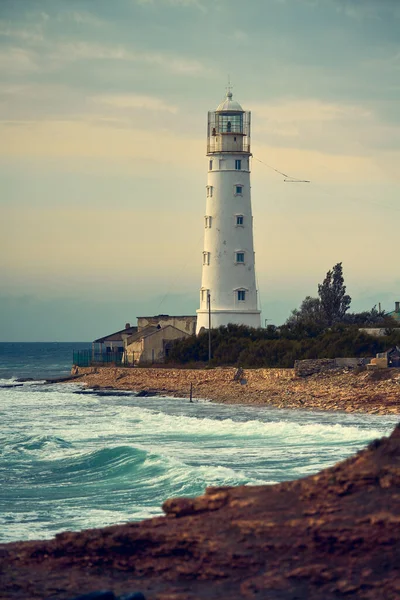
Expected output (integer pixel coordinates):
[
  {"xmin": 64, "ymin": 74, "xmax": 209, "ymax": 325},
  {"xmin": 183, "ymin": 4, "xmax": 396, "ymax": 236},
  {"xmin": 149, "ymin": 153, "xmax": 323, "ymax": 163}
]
[{"xmin": 165, "ymin": 324, "xmax": 398, "ymax": 368}]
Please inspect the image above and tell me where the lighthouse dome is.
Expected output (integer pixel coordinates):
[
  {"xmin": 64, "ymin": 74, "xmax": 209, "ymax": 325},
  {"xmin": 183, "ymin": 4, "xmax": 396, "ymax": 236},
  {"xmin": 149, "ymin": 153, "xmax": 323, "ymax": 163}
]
[{"xmin": 216, "ymin": 91, "xmax": 244, "ymax": 113}]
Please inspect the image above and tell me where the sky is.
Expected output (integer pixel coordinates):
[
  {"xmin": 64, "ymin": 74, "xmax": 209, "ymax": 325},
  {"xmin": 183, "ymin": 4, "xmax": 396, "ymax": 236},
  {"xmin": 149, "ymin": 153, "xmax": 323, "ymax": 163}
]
[{"xmin": 1, "ymin": 0, "xmax": 399, "ymax": 341}]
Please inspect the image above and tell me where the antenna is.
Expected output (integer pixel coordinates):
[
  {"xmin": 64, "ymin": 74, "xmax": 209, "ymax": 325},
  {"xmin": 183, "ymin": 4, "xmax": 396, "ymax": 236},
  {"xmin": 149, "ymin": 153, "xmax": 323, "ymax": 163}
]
[{"xmin": 226, "ymin": 75, "xmax": 233, "ymax": 97}]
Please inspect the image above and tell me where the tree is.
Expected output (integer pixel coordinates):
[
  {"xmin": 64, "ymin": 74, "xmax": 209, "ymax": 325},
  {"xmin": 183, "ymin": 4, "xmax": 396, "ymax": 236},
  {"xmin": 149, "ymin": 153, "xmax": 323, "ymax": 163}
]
[
  {"xmin": 318, "ymin": 262, "xmax": 351, "ymax": 326},
  {"xmin": 286, "ymin": 296, "xmax": 323, "ymax": 328},
  {"xmin": 343, "ymin": 305, "xmax": 387, "ymax": 326}
]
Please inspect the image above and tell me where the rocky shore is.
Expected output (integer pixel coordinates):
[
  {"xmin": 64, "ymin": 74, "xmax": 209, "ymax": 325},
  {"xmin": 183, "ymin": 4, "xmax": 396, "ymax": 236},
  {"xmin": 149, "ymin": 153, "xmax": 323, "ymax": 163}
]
[
  {"xmin": 2, "ymin": 424, "xmax": 400, "ymax": 599},
  {"xmin": 69, "ymin": 366, "xmax": 400, "ymax": 414}
]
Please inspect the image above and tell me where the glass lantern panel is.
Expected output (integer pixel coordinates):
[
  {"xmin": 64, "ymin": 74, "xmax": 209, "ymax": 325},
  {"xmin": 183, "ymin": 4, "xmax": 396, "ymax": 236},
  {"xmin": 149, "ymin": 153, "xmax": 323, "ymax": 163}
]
[{"xmin": 216, "ymin": 113, "xmax": 243, "ymax": 133}]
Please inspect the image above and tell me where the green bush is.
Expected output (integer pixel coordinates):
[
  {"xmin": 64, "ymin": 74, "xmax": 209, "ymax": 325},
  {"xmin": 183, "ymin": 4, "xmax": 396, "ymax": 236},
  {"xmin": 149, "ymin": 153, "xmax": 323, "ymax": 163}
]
[{"xmin": 165, "ymin": 324, "xmax": 400, "ymax": 368}]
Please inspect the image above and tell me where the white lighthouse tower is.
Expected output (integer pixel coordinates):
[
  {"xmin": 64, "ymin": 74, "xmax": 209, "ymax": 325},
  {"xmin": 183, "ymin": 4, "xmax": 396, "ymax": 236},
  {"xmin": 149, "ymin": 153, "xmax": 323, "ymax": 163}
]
[{"xmin": 196, "ymin": 90, "xmax": 261, "ymax": 333}]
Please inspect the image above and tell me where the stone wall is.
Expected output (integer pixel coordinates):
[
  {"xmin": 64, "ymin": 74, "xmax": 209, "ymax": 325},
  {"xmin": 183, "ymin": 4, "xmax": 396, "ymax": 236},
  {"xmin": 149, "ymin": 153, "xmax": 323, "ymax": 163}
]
[
  {"xmin": 294, "ymin": 357, "xmax": 371, "ymax": 377},
  {"xmin": 294, "ymin": 359, "xmax": 336, "ymax": 377}
]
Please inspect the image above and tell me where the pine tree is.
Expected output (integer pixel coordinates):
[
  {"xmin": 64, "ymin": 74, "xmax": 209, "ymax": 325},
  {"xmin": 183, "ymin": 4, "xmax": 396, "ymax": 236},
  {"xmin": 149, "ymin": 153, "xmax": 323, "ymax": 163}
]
[{"xmin": 318, "ymin": 262, "xmax": 351, "ymax": 326}]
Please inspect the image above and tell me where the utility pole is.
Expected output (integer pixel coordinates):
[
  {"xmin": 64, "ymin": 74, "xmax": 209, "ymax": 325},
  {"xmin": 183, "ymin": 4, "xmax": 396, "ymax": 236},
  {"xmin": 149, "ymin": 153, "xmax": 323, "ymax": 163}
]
[{"xmin": 208, "ymin": 291, "xmax": 212, "ymax": 364}]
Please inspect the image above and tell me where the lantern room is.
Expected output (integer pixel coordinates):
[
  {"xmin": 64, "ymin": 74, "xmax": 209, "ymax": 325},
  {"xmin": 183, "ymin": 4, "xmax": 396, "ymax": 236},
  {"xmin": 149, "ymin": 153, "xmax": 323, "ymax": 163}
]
[{"xmin": 207, "ymin": 91, "xmax": 251, "ymax": 154}]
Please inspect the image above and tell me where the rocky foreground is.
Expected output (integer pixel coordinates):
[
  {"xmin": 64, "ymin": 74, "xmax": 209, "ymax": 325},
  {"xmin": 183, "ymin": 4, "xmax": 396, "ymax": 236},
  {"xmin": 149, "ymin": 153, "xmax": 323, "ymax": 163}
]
[
  {"xmin": 1, "ymin": 425, "xmax": 400, "ymax": 599},
  {"xmin": 71, "ymin": 366, "xmax": 400, "ymax": 414}
]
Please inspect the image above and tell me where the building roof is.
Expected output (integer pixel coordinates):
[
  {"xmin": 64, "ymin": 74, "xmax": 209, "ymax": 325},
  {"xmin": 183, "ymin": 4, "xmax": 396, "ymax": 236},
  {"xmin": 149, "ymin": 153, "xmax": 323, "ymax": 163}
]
[
  {"xmin": 126, "ymin": 324, "xmax": 190, "ymax": 346},
  {"xmin": 388, "ymin": 311, "xmax": 400, "ymax": 321},
  {"xmin": 93, "ymin": 326, "xmax": 138, "ymax": 344},
  {"xmin": 126, "ymin": 326, "xmax": 159, "ymax": 345},
  {"xmin": 137, "ymin": 315, "xmax": 197, "ymax": 319},
  {"xmin": 216, "ymin": 91, "xmax": 244, "ymax": 113}
]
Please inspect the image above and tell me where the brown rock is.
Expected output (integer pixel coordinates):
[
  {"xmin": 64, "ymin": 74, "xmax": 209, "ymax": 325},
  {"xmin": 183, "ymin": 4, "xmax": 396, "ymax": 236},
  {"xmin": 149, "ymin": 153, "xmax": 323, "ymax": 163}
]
[{"xmin": 1, "ymin": 426, "xmax": 400, "ymax": 599}]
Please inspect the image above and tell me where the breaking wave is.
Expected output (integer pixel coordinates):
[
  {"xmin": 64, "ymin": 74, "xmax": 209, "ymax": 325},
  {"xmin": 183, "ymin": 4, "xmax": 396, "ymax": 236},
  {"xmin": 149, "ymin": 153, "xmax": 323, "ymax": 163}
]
[{"xmin": 1, "ymin": 380, "xmax": 397, "ymax": 543}]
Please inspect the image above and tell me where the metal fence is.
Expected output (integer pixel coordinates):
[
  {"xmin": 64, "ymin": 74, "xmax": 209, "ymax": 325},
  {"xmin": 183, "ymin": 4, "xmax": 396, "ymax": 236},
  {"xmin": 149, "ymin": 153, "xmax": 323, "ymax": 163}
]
[{"xmin": 73, "ymin": 350, "xmax": 129, "ymax": 367}]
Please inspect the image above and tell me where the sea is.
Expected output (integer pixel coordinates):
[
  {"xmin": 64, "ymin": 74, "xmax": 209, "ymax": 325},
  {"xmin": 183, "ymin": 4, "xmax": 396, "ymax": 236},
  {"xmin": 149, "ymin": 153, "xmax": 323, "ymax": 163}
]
[{"xmin": 0, "ymin": 342, "xmax": 398, "ymax": 544}]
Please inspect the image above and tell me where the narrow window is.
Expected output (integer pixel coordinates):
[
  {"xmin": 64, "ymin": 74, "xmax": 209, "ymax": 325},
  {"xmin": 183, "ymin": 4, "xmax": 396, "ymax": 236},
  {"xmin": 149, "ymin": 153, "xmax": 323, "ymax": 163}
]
[
  {"xmin": 235, "ymin": 185, "xmax": 243, "ymax": 195},
  {"xmin": 203, "ymin": 251, "xmax": 210, "ymax": 265},
  {"xmin": 205, "ymin": 216, "xmax": 212, "ymax": 228},
  {"xmin": 209, "ymin": 160, "xmax": 213, "ymax": 171},
  {"xmin": 236, "ymin": 252, "xmax": 245, "ymax": 263},
  {"xmin": 206, "ymin": 185, "xmax": 213, "ymax": 197},
  {"xmin": 236, "ymin": 215, "xmax": 244, "ymax": 226},
  {"xmin": 238, "ymin": 290, "xmax": 246, "ymax": 301},
  {"xmin": 235, "ymin": 159, "xmax": 241, "ymax": 170},
  {"xmin": 201, "ymin": 289, "xmax": 209, "ymax": 302}
]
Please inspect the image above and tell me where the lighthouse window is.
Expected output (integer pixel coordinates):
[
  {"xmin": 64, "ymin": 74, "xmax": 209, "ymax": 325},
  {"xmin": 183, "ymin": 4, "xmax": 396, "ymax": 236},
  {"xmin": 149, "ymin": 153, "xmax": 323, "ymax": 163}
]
[
  {"xmin": 201, "ymin": 289, "xmax": 209, "ymax": 302},
  {"xmin": 236, "ymin": 215, "xmax": 244, "ymax": 226},
  {"xmin": 235, "ymin": 160, "xmax": 242, "ymax": 170},
  {"xmin": 236, "ymin": 252, "xmax": 245, "ymax": 263},
  {"xmin": 206, "ymin": 186, "xmax": 213, "ymax": 197},
  {"xmin": 237, "ymin": 290, "xmax": 246, "ymax": 302},
  {"xmin": 203, "ymin": 251, "xmax": 210, "ymax": 265},
  {"xmin": 235, "ymin": 185, "xmax": 243, "ymax": 196},
  {"xmin": 205, "ymin": 216, "xmax": 212, "ymax": 228},
  {"xmin": 209, "ymin": 160, "xmax": 213, "ymax": 171}
]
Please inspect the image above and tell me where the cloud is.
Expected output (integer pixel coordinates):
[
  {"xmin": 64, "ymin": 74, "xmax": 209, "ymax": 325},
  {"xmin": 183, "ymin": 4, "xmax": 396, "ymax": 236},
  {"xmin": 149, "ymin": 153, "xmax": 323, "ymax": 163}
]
[
  {"xmin": 253, "ymin": 100, "xmax": 372, "ymax": 124},
  {"xmin": 0, "ymin": 22, "xmax": 44, "ymax": 43},
  {"xmin": 253, "ymin": 141, "xmax": 386, "ymax": 184},
  {"xmin": 92, "ymin": 94, "xmax": 178, "ymax": 114},
  {"xmin": 0, "ymin": 118, "xmax": 204, "ymax": 169},
  {"xmin": 251, "ymin": 99, "xmax": 400, "ymax": 158},
  {"xmin": 231, "ymin": 29, "xmax": 248, "ymax": 42},
  {"xmin": 0, "ymin": 37, "xmax": 209, "ymax": 79},
  {"xmin": 294, "ymin": 0, "xmax": 396, "ymax": 20},
  {"xmin": 0, "ymin": 47, "xmax": 38, "ymax": 72},
  {"xmin": 41, "ymin": 41, "xmax": 209, "ymax": 75},
  {"xmin": 60, "ymin": 11, "xmax": 104, "ymax": 26},
  {"xmin": 135, "ymin": 0, "xmax": 208, "ymax": 12}
]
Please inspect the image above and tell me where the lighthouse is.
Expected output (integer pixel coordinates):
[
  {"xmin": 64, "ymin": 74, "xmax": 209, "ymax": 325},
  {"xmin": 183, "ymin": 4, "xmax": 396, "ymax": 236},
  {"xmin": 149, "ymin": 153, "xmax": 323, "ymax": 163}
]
[{"xmin": 196, "ymin": 90, "xmax": 261, "ymax": 333}]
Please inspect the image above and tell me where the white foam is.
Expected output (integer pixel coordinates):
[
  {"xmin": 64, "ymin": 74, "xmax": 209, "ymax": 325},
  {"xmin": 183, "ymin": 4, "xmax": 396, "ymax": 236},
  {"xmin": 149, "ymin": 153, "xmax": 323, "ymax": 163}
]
[{"xmin": 115, "ymin": 405, "xmax": 386, "ymax": 444}]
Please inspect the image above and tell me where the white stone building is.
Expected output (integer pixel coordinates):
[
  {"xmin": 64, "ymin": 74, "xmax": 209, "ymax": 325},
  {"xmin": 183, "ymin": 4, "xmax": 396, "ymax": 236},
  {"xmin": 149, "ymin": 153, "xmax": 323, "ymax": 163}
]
[{"xmin": 196, "ymin": 90, "xmax": 261, "ymax": 333}]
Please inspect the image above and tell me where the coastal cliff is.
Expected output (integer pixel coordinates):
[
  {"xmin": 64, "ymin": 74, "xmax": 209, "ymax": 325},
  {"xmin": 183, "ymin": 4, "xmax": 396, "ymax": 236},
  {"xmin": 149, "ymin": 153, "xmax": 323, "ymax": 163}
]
[
  {"xmin": 70, "ymin": 366, "xmax": 400, "ymax": 414},
  {"xmin": 1, "ymin": 425, "xmax": 400, "ymax": 599}
]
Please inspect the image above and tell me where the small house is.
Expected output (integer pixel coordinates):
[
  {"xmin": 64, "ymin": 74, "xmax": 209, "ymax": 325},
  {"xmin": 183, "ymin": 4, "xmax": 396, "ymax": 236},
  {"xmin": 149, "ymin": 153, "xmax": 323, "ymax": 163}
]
[
  {"xmin": 73, "ymin": 315, "xmax": 196, "ymax": 367},
  {"xmin": 124, "ymin": 324, "xmax": 190, "ymax": 364},
  {"xmin": 387, "ymin": 302, "xmax": 400, "ymax": 323},
  {"xmin": 92, "ymin": 323, "xmax": 138, "ymax": 355}
]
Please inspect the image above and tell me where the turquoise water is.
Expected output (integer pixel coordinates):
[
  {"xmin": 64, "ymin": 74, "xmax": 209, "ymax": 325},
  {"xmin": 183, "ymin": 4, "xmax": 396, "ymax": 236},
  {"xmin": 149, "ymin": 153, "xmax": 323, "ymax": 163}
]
[{"xmin": 0, "ymin": 344, "xmax": 398, "ymax": 543}]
